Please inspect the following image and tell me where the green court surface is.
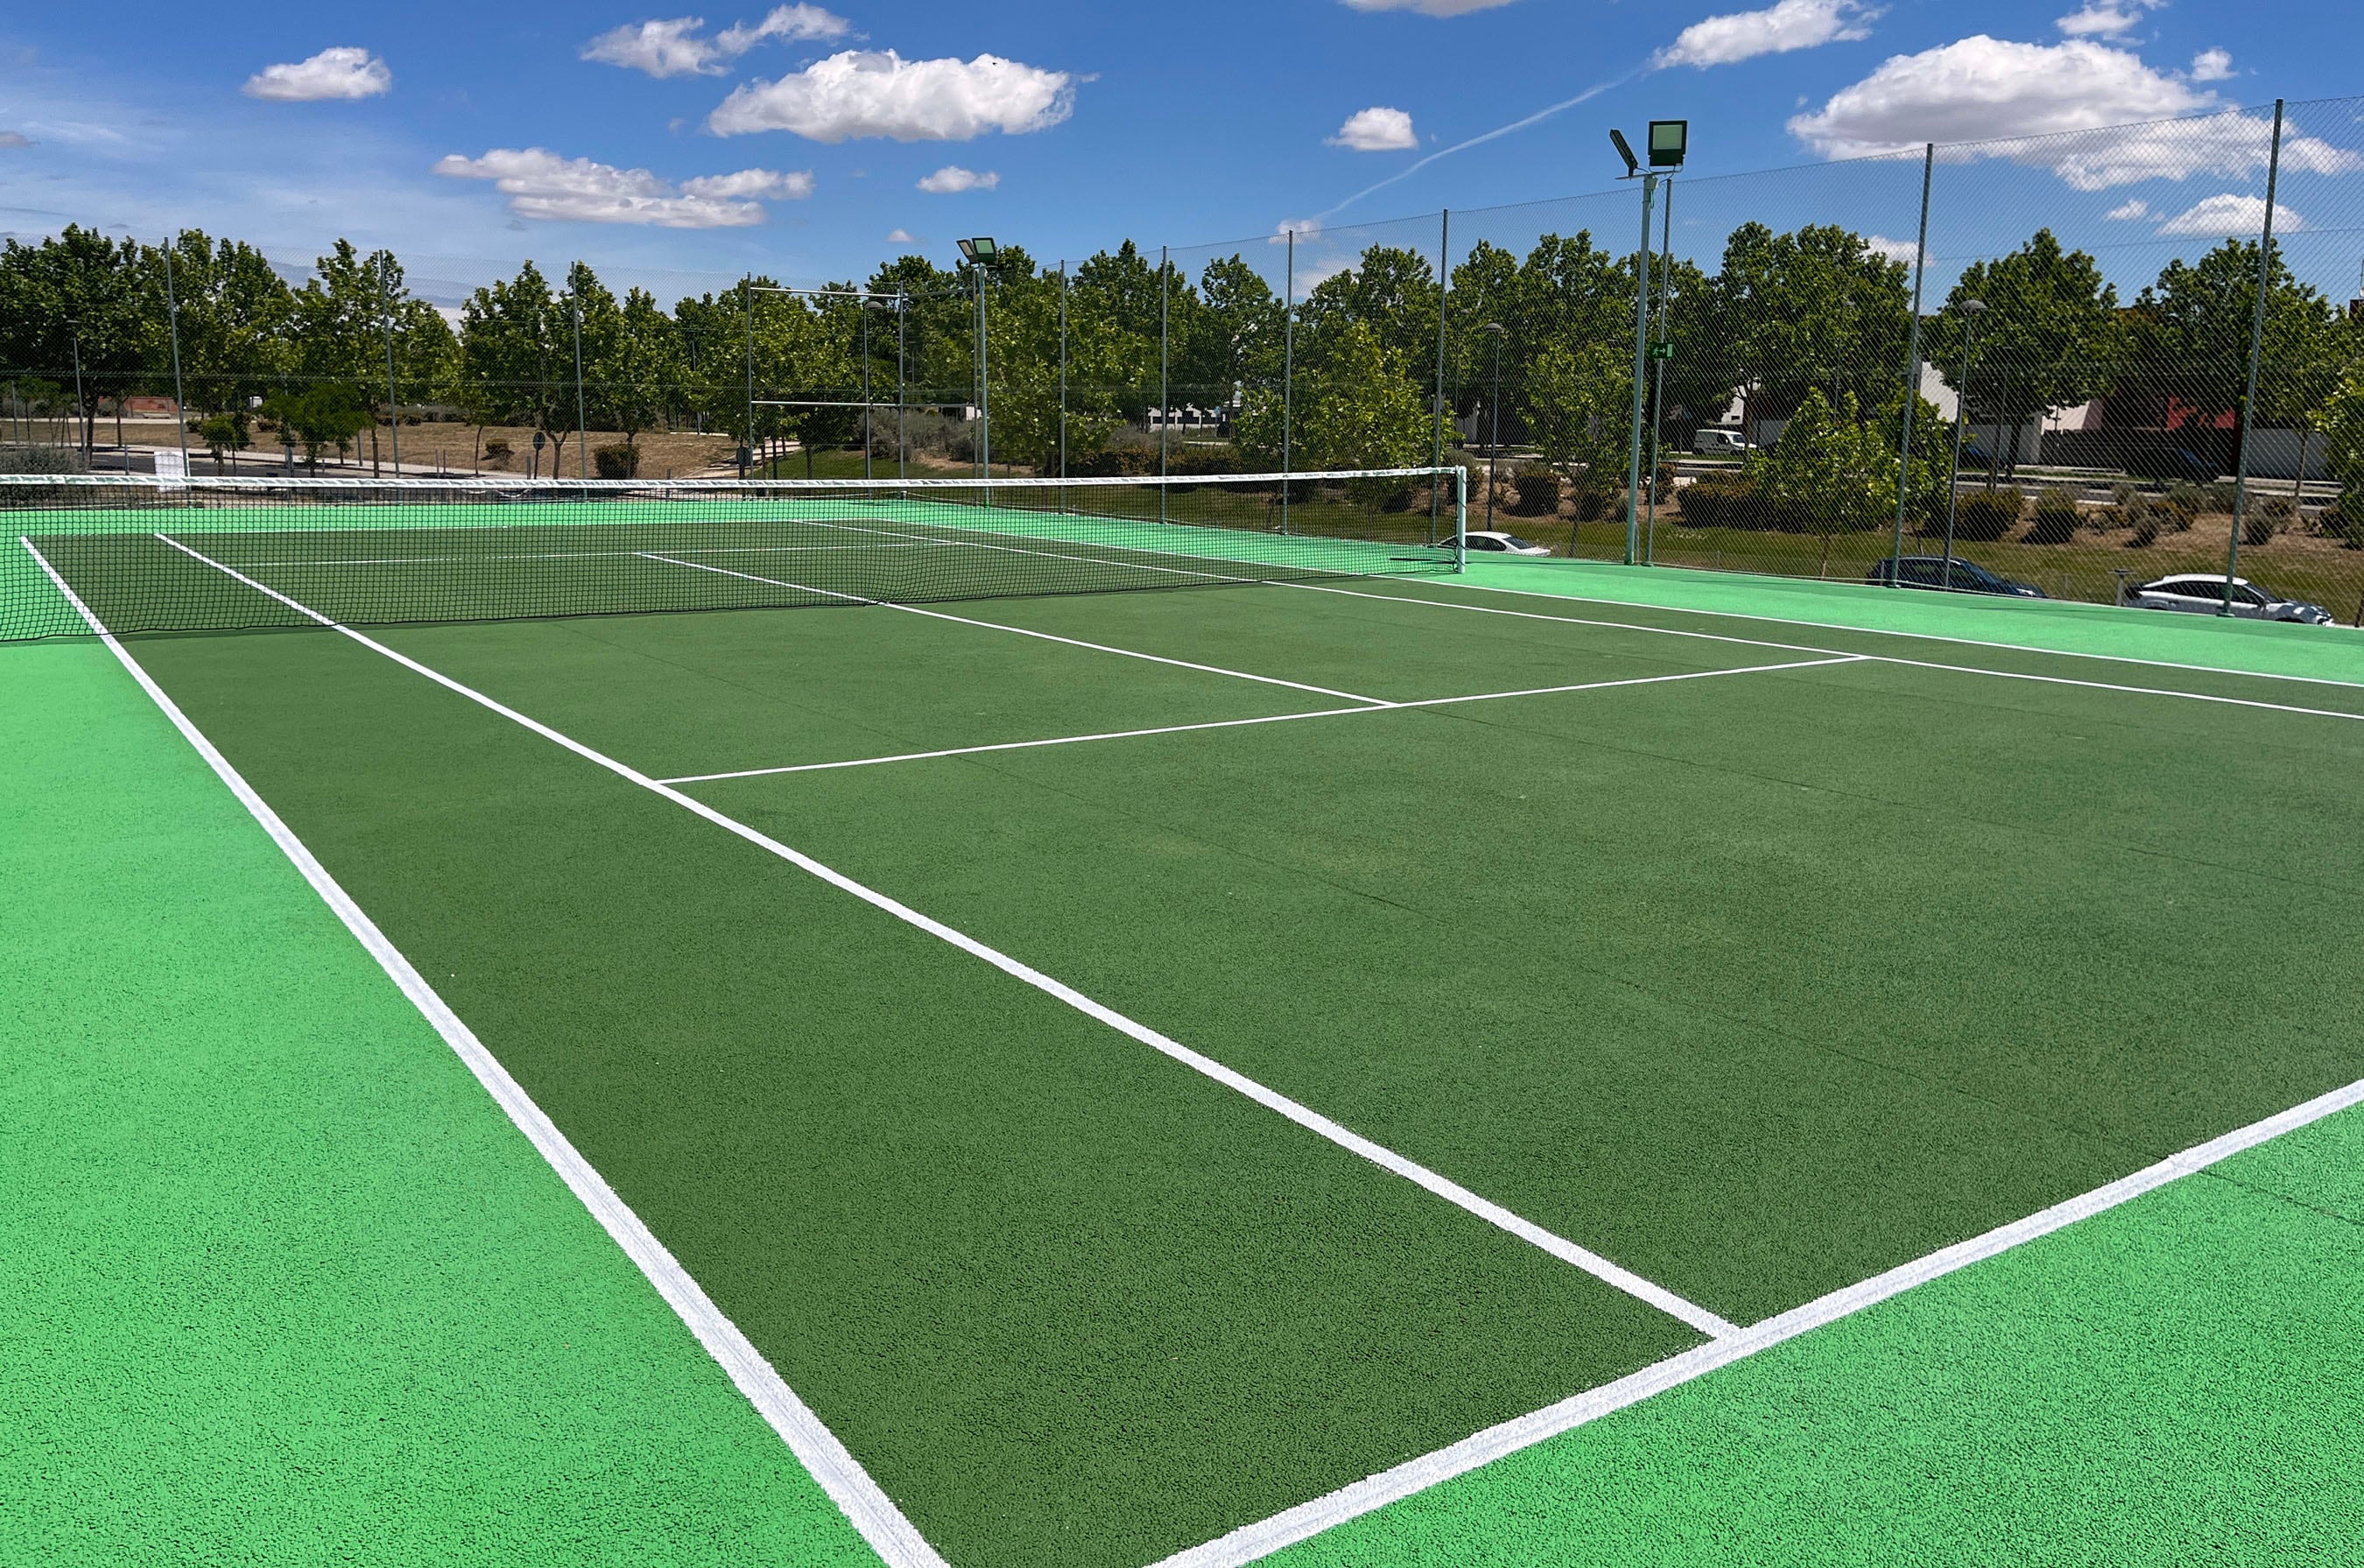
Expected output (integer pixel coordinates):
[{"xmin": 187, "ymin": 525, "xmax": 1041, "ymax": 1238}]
[{"xmin": 7, "ymin": 510, "xmax": 2362, "ymax": 1567}]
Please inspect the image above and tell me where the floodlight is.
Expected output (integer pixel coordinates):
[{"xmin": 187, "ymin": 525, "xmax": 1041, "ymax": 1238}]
[
  {"xmin": 957, "ymin": 236, "xmax": 998, "ymax": 264},
  {"xmin": 1608, "ymin": 129, "xmax": 1639, "ymax": 177},
  {"xmin": 1648, "ymin": 120, "xmax": 1687, "ymax": 168}
]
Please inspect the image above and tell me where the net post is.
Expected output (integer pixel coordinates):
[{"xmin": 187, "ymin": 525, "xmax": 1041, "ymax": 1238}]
[
  {"xmin": 1454, "ymin": 466, "xmax": 1468, "ymax": 573},
  {"xmin": 2222, "ymin": 98, "xmax": 2284, "ymax": 608}
]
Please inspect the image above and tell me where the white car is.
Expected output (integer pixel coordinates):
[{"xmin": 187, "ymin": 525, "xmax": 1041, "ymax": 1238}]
[
  {"xmin": 1692, "ymin": 429, "xmax": 1751, "ymax": 455},
  {"xmin": 1455, "ymin": 531, "xmax": 1552, "ymax": 556},
  {"xmin": 2127, "ymin": 573, "xmax": 2333, "ymax": 624}
]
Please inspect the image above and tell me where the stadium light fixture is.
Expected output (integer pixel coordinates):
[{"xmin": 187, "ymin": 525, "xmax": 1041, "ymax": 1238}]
[
  {"xmin": 1648, "ymin": 120, "xmax": 1688, "ymax": 169},
  {"xmin": 1608, "ymin": 129, "xmax": 1639, "ymax": 178},
  {"xmin": 957, "ymin": 236, "xmax": 998, "ymax": 264}
]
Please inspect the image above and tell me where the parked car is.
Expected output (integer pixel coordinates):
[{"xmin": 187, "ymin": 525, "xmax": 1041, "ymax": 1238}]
[
  {"xmin": 1867, "ymin": 556, "xmax": 2046, "ymax": 597},
  {"xmin": 2122, "ymin": 446, "xmax": 2218, "ymax": 483},
  {"xmin": 1454, "ymin": 531, "xmax": 1552, "ymax": 556},
  {"xmin": 2126, "ymin": 573, "xmax": 2332, "ymax": 623},
  {"xmin": 1691, "ymin": 429, "xmax": 1751, "ymax": 456}
]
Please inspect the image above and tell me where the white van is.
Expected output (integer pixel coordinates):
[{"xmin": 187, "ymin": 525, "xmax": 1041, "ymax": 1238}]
[{"xmin": 1692, "ymin": 429, "xmax": 1750, "ymax": 455}]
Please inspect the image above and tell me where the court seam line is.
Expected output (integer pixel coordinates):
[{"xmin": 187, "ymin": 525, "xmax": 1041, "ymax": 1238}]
[
  {"xmin": 1151, "ymin": 1067, "xmax": 2364, "ymax": 1568},
  {"xmin": 19, "ymin": 537, "xmax": 951, "ymax": 1568},
  {"xmin": 654, "ymin": 657, "xmax": 1869, "ymax": 784},
  {"xmin": 1423, "ymin": 575, "xmax": 2364, "ymax": 692},
  {"xmin": 1291, "ymin": 584, "xmax": 2364, "ymax": 725},
  {"xmin": 636, "ymin": 551, "xmax": 1393, "ymax": 707},
  {"xmin": 151, "ymin": 530, "xmax": 1740, "ymax": 1342}
]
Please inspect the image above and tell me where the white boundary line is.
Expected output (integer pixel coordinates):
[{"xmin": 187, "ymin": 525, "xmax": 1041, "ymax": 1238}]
[
  {"xmin": 1426, "ymin": 574, "xmax": 2364, "ymax": 692},
  {"xmin": 152, "ymin": 530, "xmax": 1739, "ymax": 1342},
  {"xmin": 240, "ymin": 543, "xmax": 920, "ymax": 567},
  {"xmin": 1154, "ymin": 1068, "xmax": 2364, "ymax": 1568},
  {"xmin": 1292, "ymin": 582, "xmax": 2364, "ymax": 726},
  {"xmin": 656, "ymin": 657, "xmax": 1869, "ymax": 785},
  {"xmin": 18, "ymin": 536, "xmax": 949, "ymax": 1568},
  {"xmin": 637, "ymin": 551, "xmax": 1393, "ymax": 706}
]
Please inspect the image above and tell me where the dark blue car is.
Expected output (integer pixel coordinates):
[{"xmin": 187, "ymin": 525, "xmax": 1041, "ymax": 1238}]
[{"xmin": 1868, "ymin": 556, "xmax": 2046, "ymax": 596}]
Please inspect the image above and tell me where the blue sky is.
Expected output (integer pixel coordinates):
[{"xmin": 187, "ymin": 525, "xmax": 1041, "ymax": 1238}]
[{"xmin": 2, "ymin": 0, "xmax": 2359, "ymax": 305}]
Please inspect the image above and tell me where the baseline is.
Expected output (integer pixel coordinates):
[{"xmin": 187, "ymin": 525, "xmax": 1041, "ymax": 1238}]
[
  {"xmin": 637, "ymin": 552, "xmax": 1391, "ymax": 707},
  {"xmin": 657, "ymin": 657, "xmax": 1867, "ymax": 785},
  {"xmin": 1154, "ymin": 1068, "xmax": 2364, "ymax": 1568},
  {"xmin": 151, "ymin": 531, "xmax": 1738, "ymax": 1340},
  {"xmin": 18, "ymin": 538, "xmax": 948, "ymax": 1568}
]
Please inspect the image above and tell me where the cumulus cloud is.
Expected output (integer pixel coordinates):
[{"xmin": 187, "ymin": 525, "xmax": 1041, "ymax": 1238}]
[
  {"xmin": 2189, "ymin": 46, "xmax": 2234, "ymax": 81},
  {"xmin": 2054, "ymin": 0, "xmax": 2162, "ymax": 38},
  {"xmin": 2156, "ymin": 193, "xmax": 2303, "ymax": 236},
  {"xmin": 1787, "ymin": 36, "xmax": 2362, "ymax": 188},
  {"xmin": 886, "ymin": 227, "xmax": 917, "ymax": 243},
  {"xmin": 1329, "ymin": 106, "xmax": 1418, "ymax": 151},
  {"xmin": 243, "ymin": 47, "xmax": 392, "ymax": 102},
  {"xmin": 710, "ymin": 49, "xmax": 1076, "ymax": 141},
  {"xmin": 1270, "ymin": 218, "xmax": 1323, "ymax": 243},
  {"xmin": 1860, "ymin": 233, "xmax": 1920, "ymax": 263},
  {"xmin": 582, "ymin": 7, "xmax": 848, "ymax": 77},
  {"xmin": 2105, "ymin": 197, "xmax": 2151, "ymax": 219},
  {"xmin": 1339, "ymin": 0, "xmax": 1521, "ymax": 14},
  {"xmin": 0, "ymin": 130, "xmax": 31, "ymax": 148},
  {"xmin": 1654, "ymin": 0, "xmax": 1879, "ymax": 69},
  {"xmin": 433, "ymin": 148, "xmax": 812, "ymax": 226},
  {"xmin": 916, "ymin": 165, "xmax": 997, "ymax": 192}
]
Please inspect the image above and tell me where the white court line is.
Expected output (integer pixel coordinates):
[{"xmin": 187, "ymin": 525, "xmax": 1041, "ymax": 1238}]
[
  {"xmin": 636, "ymin": 551, "xmax": 1392, "ymax": 707},
  {"xmin": 21, "ymin": 537, "xmax": 947, "ymax": 1568},
  {"xmin": 1154, "ymin": 1067, "xmax": 2364, "ymax": 1568},
  {"xmin": 657, "ymin": 657, "xmax": 1868, "ymax": 785},
  {"xmin": 1293, "ymin": 582, "xmax": 2364, "ymax": 726},
  {"xmin": 155, "ymin": 531, "xmax": 1739, "ymax": 1343},
  {"xmin": 239, "ymin": 542, "xmax": 918, "ymax": 567}
]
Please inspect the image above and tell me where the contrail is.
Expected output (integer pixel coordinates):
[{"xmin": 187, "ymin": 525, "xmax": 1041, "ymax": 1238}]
[{"xmin": 1312, "ymin": 63, "xmax": 1649, "ymax": 224}]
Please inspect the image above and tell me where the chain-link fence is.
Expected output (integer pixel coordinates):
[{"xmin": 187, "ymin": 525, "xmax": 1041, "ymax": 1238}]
[{"xmin": 8, "ymin": 95, "xmax": 2363, "ymax": 615}]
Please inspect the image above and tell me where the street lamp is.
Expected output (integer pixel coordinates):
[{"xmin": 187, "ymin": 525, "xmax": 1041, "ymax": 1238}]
[
  {"xmin": 1480, "ymin": 323, "xmax": 1507, "ymax": 531},
  {"xmin": 957, "ymin": 237, "xmax": 998, "ymax": 481},
  {"xmin": 1939, "ymin": 298, "xmax": 1988, "ymax": 591}
]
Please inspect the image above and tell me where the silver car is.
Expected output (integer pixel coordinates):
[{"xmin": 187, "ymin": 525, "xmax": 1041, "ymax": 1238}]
[{"xmin": 2127, "ymin": 573, "xmax": 2333, "ymax": 625}]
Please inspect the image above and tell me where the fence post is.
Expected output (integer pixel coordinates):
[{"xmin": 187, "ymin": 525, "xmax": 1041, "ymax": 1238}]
[
  {"xmin": 1283, "ymin": 229, "xmax": 1294, "ymax": 537},
  {"xmin": 1058, "ymin": 260, "xmax": 1068, "ymax": 500},
  {"xmin": 2223, "ymin": 99, "xmax": 2285, "ymax": 605},
  {"xmin": 742, "ymin": 278, "xmax": 755, "ymax": 478},
  {"xmin": 380, "ymin": 254, "xmax": 402, "ymax": 475},
  {"xmin": 1432, "ymin": 208, "xmax": 1451, "ymax": 547},
  {"xmin": 160, "ymin": 234, "xmax": 191, "ymax": 474},
  {"xmin": 1891, "ymin": 144, "xmax": 1936, "ymax": 578},
  {"xmin": 572, "ymin": 271, "xmax": 588, "ymax": 478},
  {"xmin": 1159, "ymin": 243, "xmax": 1170, "ymax": 524}
]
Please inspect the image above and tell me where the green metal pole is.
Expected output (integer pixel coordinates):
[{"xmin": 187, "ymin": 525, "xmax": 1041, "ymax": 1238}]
[
  {"xmin": 2222, "ymin": 99, "xmax": 2285, "ymax": 608},
  {"xmin": 1622, "ymin": 172, "xmax": 1657, "ymax": 565}
]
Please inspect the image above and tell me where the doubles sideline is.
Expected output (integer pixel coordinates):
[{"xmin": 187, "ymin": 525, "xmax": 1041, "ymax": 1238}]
[{"xmin": 136, "ymin": 529, "xmax": 1743, "ymax": 1352}]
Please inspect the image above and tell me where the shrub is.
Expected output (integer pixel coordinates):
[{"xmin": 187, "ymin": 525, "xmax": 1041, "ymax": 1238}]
[
  {"xmin": 2111, "ymin": 482, "xmax": 2140, "ymax": 507},
  {"xmin": 2319, "ymin": 497, "xmax": 2364, "ymax": 548},
  {"xmin": 1950, "ymin": 487, "xmax": 2024, "ymax": 542},
  {"xmin": 0, "ymin": 444, "xmax": 87, "ymax": 475},
  {"xmin": 2130, "ymin": 510, "xmax": 2162, "ymax": 548},
  {"xmin": 2243, "ymin": 493, "xmax": 2295, "ymax": 546},
  {"xmin": 593, "ymin": 442, "xmax": 638, "ymax": 480},
  {"xmin": 1513, "ymin": 468, "xmax": 1562, "ymax": 515},
  {"xmin": 482, "ymin": 438, "xmax": 513, "ymax": 468},
  {"xmin": 2026, "ymin": 486, "xmax": 2081, "ymax": 544},
  {"xmin": 1572, "ymin": 486, "xmax": 1614, "ymax": 522}
]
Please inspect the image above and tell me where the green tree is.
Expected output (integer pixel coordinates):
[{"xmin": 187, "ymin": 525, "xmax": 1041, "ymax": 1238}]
[
  {"xmin": 1712, "ymin": 223, "xmax": 1912, "ymax": 438},
  {"xmin": 0, "ymin": 226, "xmax": 146, "ymax": 454},
  {"xmin": 455, "ymin": 260, "xmax": 573, "ymax": 471},
  {"xmin": 1747, "ymin": 389, "xmax": 1898, "ymax": 569},
  {"xmin": 1286, "ymin": 319, "xmax": 1436, "ymax": 506},
  {"xmin": 140, "ymin": 230, "xmax": 295, "ymax": 420},
  {"xmin": 597, "ymin": 287, "xmax": 679, "ymax": 448},
  {"xmin": 1934, "ymin": 230, "xmax": 2123, "ymax": 478},
  {"xmin": 2130, "ymin": 237, "xmax": 2327, "ymax": 474},
  {"xmin": 1522, "ymin": 338, "xmax": 1629, "ymax": 495},
  {"xmin": 291, "ymin": 241, "xmax": 442, "ymax": 473}
]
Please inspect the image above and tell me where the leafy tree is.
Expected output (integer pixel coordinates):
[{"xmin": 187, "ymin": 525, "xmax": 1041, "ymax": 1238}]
[
  {"xmin": 1180, "ymin": 254, "xmax": 1284, "ymax": 418},
  {"xmin": 1712, "ymin": 223, "xmax": 1912, "ymax": 435},
  {"xmin": 261, "ymin": 384, "xmax": 369, "ymax": 472},
  {"xmin": 1300, "ymin": 244, "xmax": 1440, "ymax": 393},
  {"xmin": 1287, "ymin": 319, "xmax": 1437, "ymax": 505},
  {"xmin": 455, "ymin": 260, "xmax": 573, "ymax": 471},
  {"xmin": 1747, "ymin": 389, "xmax": 1898, "ymax": 569},
  {"xmin": 0, "ymin": 226, "xmax": 146, "ymax": 454},
  {"xmin": 290, "ymin": 242, "xmax": 443, "ymax": 472},
  {"xmin": 139, "ymin": 231, "xmax": 295, "ymax": 419},
  {"xmin": 597, "ymin": 286, "xmax": 679, "ymax": 448},
  {"xmin": 1522, "ymin": 338, "xmax": 1629, "ymax": 494},
  {"xmin": 1933, "ymin": 230, "xmax": 2122, "ymax": 477},
  {"xmin": 2129, "ymin": 237, "xmax": 2327, "ymax": 473},
  {"xmin": 2259, "ymin": 292, "xmax": 2354, "ymax": 504}
]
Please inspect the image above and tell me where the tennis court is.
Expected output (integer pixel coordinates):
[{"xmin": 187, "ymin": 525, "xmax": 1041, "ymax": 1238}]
[{"xmin": 11, "ymin": 475, "xmax": 2364, "ymax": 1568}]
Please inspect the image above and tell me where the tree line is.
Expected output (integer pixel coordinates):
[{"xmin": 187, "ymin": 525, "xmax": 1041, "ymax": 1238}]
[{"xmin": 3, "ymin": 219, "xmax": 2359, "ymax": 489}]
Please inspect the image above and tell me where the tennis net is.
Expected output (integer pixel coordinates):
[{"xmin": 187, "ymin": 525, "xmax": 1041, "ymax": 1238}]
[{"xmin": 4, "ymin": 469, "xmax": 1466, "ymax": 642}]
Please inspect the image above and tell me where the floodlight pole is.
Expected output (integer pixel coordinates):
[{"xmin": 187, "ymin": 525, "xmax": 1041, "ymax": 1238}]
[
  {"xmin": 160, "ymin": 235, "xmax": 190, "ymax": 473},
  {"xmin": 1643, "ymin": 177, "xmax": 1674, "ymax": 565},
  {"xmin": 2223, "ymin": 98, "xmax": 2286, "ymax": 608},
  {"xmin": 1623, "ymin": 170, "xmax": 1657, "ymax": 566}
]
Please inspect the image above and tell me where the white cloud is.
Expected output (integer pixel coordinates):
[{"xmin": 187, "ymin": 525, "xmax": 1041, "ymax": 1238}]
[
  {"xmin": 1860, "ymin": 233, "xmax": 1920, "ymax": 263},
  {"xmin": 916, "ymin": 165, "xmax": 997, "ymax": 193},
  {"xmin": 1328, "ymin": 106, "xmax": 1417, "ymax": 151},
  {"xmin": 2189, "ymin": 46, "xmax": 2234, "ymax": 81},
  {"xmin": 1654, "ymin": 0, "xmax": 1879, "ymax": 69},
  {"xmin": 2155, "ymin": 193, "xmax": 2304, "ymax": 236},
  {"xmin": 1270, "ymin": 218, "xmax": 1323, "ymax": 243},
  {"xmin": 1339, "ymin": 0, "xmax": 1521, "ymax": 14},
  {"xmin": 1787, "ymin": 36, "xmax": 2362, "ymax": 189},
  {"xmin": 886, "ymin": 228, "xmax": 917, "ymax": 243},
  {"xmin": 709, "ymin": 50, "xmax": 1076, "ymax": 141},
  {"xmin": 0, "ymin": 130, "xmax": 30, "ymax": 148},
  {"xmin": 243, "ymin": 47, "xmax": 392, "ymax": 102},
  {"xmin": 2054, "ymin": 0, "xmax": 2161, "ymax": 39},
  {"xmin": 582, "ymin": 7, "xmax": 850, "ymax": 77},
  {"xmin": 433, "ymin": 148, "xmax": 811, "ymax": 226},
  {"xmin": 2105, "ymin": 197, "xmax": 2150, "ymax": 219}
]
